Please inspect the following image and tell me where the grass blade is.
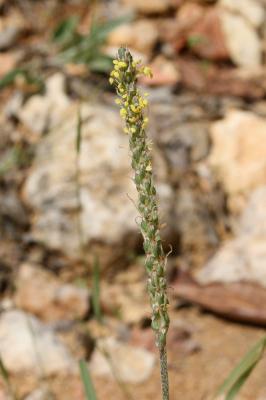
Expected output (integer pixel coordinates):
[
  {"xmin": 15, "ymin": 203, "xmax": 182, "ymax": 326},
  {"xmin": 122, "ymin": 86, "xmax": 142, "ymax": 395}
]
[
  {"xmin": 92, "ymin": 256, "xmax": 102, "ymax": 323},
  {"xmin": 79, "ymin": 360, "xmax": 97, "ymax": 400},
  {"xmin": 0, "ymin": 355, "xmax": 17, "ymax": 400},
  {"xmin": 0, "ymin": 356, "xmax": 9, "ymax": 385},
  {"xmin": 76, "ymin": 107, "xmax": 82, "ymax": 154},
  {"xmin": 0, "ymin": 68, "xmax": 44, "ymax": 92},
  {"xmin": 55, "ymin": 14, "xmax": 133, "ymax": 72},
  {"xmin": 52, "ymin": 16, "xmax": 79, "ymax": 44},
  {"xmin": 224, "ymin": 367, "xmax": 254, "ymax": 400},
  {"xmin": 217, "ymin": 335, "xmax": 266, "ymax": 400},
  {"xmin": 89, "ymin": 14, "xmax": 133, "ymax": 43},
  {"xmin": 88, "ymin": 55, "xmax": 113, "ymax": 73},
  {"xmin": 0, "ymin": 68, "xmax": 25, "ymax": 89}
]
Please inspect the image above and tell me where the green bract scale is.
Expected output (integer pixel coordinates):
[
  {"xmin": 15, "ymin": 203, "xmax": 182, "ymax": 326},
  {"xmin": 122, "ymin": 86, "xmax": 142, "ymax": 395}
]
[{"xmin": 110, "ymin": 47, "xmax": 170, "ymax": 349}]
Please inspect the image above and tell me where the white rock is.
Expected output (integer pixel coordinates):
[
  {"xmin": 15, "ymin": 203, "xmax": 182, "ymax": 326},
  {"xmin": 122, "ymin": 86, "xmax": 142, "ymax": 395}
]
[
  {"xmin": 122, "ymin": 0, "xmax": 171, "ymax": 14},
  {"xmin": 219, "ymin": 0, "xmax": 265, "ymax": 27},
  {"xmin": 23, "ymin": 103, "xmax": 173, "ymax": 262},
  {"xmin": 0, "ymin": 310, "xmax": 77, "ymax": 376},
  {"xmin": 24, "ymin": 388, "xmax": 51, "ymax": 400},
  {"xmin": 23, "ymin": 104, "xmax": 136, "ymax": 257},
  {"xmin": 18, "ymin": 73, "xmax": 70, "ymax": 134},
  {"xmin": 220, "ymin": 11, "xmax": 262, "ymax": 67},
  {"xmin": 0, "ymin": 24, "xmax": 20, "ymax": 50},
  {"xmin": 108, "ymin": 20, "xmax": 158, "ymax": 55},
  {"xmin": 240, "ymin": 186, "xmax": 266, "ymax": 237},
  {"xmin": 197, "ymin": 186, "xmax": 266, "ymax": 287},
  {"xmin": 90, "ymin": 337, "xmax": 155, "ymax": 383},
  {"xmin": 197, "ymin": 236, "xmax": 266, "ymax": 285},
  {"xmin": 15, "ymin": 263, "xmax": 90, "ymax": 321},
  {"xmin": 101, "ymin": 281, "xmax": 150, "ymax": 324},
  {"xmin": 208, "ymin": 110, "xmax": 266, "ymax": 205}
]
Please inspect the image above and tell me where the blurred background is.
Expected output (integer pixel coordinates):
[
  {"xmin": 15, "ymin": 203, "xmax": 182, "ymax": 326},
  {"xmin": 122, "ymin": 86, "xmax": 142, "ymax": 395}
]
[{"xmin": 0, "ymin": 0, "xmax": 266, "ymax": 399}]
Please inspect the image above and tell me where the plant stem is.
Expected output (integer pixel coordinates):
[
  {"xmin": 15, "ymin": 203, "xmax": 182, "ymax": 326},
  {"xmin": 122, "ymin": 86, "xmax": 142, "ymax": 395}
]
[
  {"xmin": 159, "ymin": 345, "xmax": 169, "ymax": 400},
  {"xmin": 109, "ymin": 47, "xmax": 170, "ymax": 400}
]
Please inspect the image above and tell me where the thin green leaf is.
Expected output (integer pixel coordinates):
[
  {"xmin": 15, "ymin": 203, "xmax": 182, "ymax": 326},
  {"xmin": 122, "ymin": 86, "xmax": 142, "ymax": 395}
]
[
  {"xmin": 79, "ymin": 360, "xmax": 97, "ymax": 400},
  {"xmin": 217, "ymin": 336, "xmax": 266, "ymax": 400},
  {"xmin": 0, "ymin": 357, "xmax": 9, "ymax": 382},
  {"xmin": 225, "ymin": 367, "xmax": 254, "ymax": 400},
  {"xmin": 92, "ymin": 256, "xmax": 102, "ymax": 323},
  {"xmin": 55, "ymin": 14, "xmax": 133, "ymax": 73},
  {"xmin": 76, "ymin": 107, "xmax": 82, "ymax": 154},
  {"xmin": 88, "ymin": 55, "xmax": 113, "ymax": 73},
  {"xmin": 0, "ymin": 68, "xmax": 25, "ymax": 89},
  {"xmin": 52, "ymin": 16, "xmax": 79, "ymax": 44},
  {"xmin": 0, "ymin": 145, "xmax": 33, "ymax": 176},
  {"xmin": 89, "ymin": 14, "xmax": 133, "ymax": 43},
  {"xmin": 0, "ymin": 68, "xmax": 44, "ymax": 92},
  {"xmin": 0, "ymin": 355, "xmax": 17, "ymax": 400}
]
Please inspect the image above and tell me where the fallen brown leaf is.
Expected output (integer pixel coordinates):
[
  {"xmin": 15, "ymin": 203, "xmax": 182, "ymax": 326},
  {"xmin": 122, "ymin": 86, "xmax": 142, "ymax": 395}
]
[
  {"xmin": 178, "ymin": 58, "xmax": 266, "ymax": 99},
  {"xmin": 173, "ymin": 272, "xmax": 266, "ymax": 325}
]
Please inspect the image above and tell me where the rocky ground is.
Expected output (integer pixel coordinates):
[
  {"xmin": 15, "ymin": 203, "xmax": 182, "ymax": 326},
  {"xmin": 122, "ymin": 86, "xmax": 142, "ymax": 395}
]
[{"xmin": 0, "ymin": 0, "xmax": 266, "ymax": 399}]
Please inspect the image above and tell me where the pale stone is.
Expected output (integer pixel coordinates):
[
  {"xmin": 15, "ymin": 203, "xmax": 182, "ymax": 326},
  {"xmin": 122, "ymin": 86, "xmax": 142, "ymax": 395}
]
[
  {"xmin": 24, "ymin": 388, "xmax": 51, "ymax": 400},
  {"xmin": 239, "ymin": 186, "xmax": 266, "ymax": 237},
  {"xmin": 141, "ymin": 55, "xmax": 180, "ymax": 86},
  {"xmin": 108, "ymin": 20, "xmax": 158, "ymax": 55},
  {"xmin": 0, "ymin": 11, "xmax": 25, "ymax": 50},
  {"xmin": 208, "ymin": 110, "xmax": 266, "ymax": 201},
  {"xmin": 197, "ymin": 186, "xmax": 266, "ymax": 287},
  {"xmin": 15, "ymin": 263, "xmax": 90, "ymax": 321},
  {"xmin": 23, "ymin": 104, "xmax": 136, "ymax": 258},
  {"xmin": 220, "ymin": 11, "xmax": 262, "ymax": 67},
  {"xmin": 219, "ymin": 0, "xmax": 265, "ymax": 28},
  {"xmin": 197, "ymin": 236, "xmax": 266, "ymax": 285},
  {"xmin": 0, "ymin": 310, "xmax": 77, "ymax": 376},
  {"xmin": 122, "ymin": 0, "xmax": 171, "ymax": 14},
  {"xmin": 101, "ymin": 281, "xmax": 150, "ymax": 324},
  {"xmin": 23, "ymin": 101, "xmax": 173, "ymax": 263},
  {"xmin": 18, "ymin": 73, "xmax": 70, "ymax": 134},
  {"xmin": 90, "ymin": 337, "xmax": 155, "ymax": 383}
]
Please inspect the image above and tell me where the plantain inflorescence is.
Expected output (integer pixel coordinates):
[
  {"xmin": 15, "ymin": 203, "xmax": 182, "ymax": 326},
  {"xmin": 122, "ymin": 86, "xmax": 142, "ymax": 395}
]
[{"xmin": 109, "ymin": 47, "xmax": 170, "ymax": 349}]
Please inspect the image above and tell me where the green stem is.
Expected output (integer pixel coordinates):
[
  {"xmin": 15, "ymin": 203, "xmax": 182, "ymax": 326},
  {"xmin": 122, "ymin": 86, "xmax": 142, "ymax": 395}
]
[
  {"xmin": 159, "ymin": 345, "xmax": 169, "ymax": 400},
  {"xmin": 110, "ymin": 47, "xmax": 171, "ymax": 400}
]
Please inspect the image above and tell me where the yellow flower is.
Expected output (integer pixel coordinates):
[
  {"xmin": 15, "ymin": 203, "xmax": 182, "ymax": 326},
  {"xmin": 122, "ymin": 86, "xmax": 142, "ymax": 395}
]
[
  {"xmin": 130, "ymin": 104, "xmax": 139, "ymax": 113},
  {"xmin": 118, "ymin": 61, "xmax": 127, "ymax": 68},
  {"xmin": 146, "ymin": 162, "xmax": 152, "ymax": 171},
  {"xmin": 132, "ymin": 60, "xmax": 141, "ymax": 68},
  {"xmin": 143, "ymin": 66, "xmax": 153, "ymax": 78},
  {"xmin": 111, "ymin": 70, "xmax": 120, "ymax": 79},
  {"xmin": 120, "ymin": 108, "xmax": 127, "ymax": 118},
  {"xmin": 139, "ymin": 97, "xmax": 148, "ymax": 109}
]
